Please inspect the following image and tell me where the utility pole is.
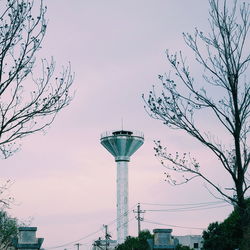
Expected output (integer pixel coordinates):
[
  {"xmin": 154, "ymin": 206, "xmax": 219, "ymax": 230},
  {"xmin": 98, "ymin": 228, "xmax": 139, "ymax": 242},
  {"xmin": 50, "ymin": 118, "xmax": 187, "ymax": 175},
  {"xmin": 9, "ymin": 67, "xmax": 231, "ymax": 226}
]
[
  {"xmin": 103, "ymin": 224, "xmax": 111, "ymax": 250},
  {"xmin": 133, "ymin": 203, "xmax": 145, "ymax": 236},
  {"xmin": 74, "ymin": 243, "xmax": 82, "ymax": 250},
  {"xmin": 104, "ymin": 224, "xmax": 108, "ymax": 250}
]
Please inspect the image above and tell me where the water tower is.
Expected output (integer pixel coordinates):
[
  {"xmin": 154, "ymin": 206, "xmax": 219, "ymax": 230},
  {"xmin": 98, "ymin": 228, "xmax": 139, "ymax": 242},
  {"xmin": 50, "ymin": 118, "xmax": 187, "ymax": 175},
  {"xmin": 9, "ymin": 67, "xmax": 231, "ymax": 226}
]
[{"xmin": 100, "ymin": 130, "xmax": 144, "ymax": 244}]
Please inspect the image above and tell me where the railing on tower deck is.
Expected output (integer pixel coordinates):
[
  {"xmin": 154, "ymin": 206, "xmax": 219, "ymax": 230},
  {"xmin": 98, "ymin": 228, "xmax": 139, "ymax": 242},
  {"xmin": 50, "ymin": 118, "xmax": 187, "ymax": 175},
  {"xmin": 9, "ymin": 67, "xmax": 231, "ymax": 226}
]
[{"xmin": 101, "ymin": 130, "xmax": 144, "ymax": 139}]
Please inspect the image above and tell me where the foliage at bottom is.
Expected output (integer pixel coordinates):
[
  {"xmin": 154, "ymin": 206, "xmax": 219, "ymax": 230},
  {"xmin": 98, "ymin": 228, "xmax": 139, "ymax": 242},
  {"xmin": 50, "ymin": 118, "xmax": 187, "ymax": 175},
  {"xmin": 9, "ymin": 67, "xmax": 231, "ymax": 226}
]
[
  {"xmin": 0, "ymin": 210, "xmax": 18, "ymax": 250},
  {"xmin": 115, "ymin": 230, "xmax": 153, "ymax": 250},
  {"xmin": 203, "ymin": 200, "xmax": 250, "ymax": 250}
]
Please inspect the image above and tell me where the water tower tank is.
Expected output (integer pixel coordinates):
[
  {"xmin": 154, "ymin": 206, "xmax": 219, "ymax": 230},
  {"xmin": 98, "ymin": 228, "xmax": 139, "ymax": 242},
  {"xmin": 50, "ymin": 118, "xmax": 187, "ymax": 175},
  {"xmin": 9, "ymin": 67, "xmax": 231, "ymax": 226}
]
[{"xmin": 100, "ymin": 130, "xmax": 144, "ymax": 244}]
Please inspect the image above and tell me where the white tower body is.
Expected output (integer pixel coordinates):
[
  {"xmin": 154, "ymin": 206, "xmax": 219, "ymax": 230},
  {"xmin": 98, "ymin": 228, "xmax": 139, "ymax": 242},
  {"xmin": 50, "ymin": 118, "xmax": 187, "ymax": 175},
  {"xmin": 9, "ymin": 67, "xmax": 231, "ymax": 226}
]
[{"xmin": 100, "ymin": 130, "xmax": 144, "ymax": 244}]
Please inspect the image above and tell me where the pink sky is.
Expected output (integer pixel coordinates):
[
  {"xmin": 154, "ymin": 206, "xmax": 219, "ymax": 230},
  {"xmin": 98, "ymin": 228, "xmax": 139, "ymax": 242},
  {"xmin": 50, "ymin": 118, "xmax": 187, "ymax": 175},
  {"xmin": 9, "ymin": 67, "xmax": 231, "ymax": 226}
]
[{"xmin": 1, "ymin": 0, "xmax": 238, "ymax": 249}]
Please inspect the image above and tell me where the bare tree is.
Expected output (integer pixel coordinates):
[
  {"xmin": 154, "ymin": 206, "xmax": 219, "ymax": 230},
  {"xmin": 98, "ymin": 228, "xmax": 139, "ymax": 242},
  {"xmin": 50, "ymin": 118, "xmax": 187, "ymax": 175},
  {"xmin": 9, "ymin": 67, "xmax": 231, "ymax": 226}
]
[
  {"xmin": 144, "ymin": 0, "xmax": 250, "ymax": 243},
  {"xmin": 0, "ymin": 0, "xmax": 73, "ymax": 158}
]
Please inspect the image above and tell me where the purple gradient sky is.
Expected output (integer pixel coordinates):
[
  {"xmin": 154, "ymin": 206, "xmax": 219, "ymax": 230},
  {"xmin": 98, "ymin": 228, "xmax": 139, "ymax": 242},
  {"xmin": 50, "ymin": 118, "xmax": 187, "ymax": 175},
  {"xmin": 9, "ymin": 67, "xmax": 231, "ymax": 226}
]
[{"xmin": 1, "ymin": 0, "xmax": 238, "ymax": 249}]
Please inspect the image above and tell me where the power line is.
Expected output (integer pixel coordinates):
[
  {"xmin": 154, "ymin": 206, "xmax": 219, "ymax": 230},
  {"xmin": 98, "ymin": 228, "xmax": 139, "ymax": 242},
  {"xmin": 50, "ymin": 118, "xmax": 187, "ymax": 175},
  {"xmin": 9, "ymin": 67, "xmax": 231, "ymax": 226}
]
[
  {"xmin": 140, "ymin": 200, "xmax": 226, "ymax": 207},
  {"xmin": 92, "ymin": 217, "xmax": 136, "ymax": 249},
  {"xmin": 106, "ymin": 212, "xmax": 136, "ymax": 237},
  {"xmin": 45, "ymin": 228, "xmax": 103, "ymax": 249},
  {"xmin": 145, "ymin": 204, "xmax": 230, "ymax": 212},
  {"xmin": 45, "ymin": 204, "xmax": 138, "ymax": 250},
  {"xmin": 105, "ymin": 203, "xmax": 137, "ymax": 227},
  {"xmin": 143, "ymin": 219, "xmax": 205, "ymax": 230},
  {"xmin": 44, "ymin": 201, "xmax": 227, "ymax": 249}
]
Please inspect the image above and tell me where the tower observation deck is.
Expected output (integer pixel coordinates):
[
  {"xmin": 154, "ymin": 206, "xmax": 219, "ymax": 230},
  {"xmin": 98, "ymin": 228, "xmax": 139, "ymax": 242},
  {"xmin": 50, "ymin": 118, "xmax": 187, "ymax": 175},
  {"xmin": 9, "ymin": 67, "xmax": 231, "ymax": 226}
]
[{"xmin": 100, "ymin": 130, "xmax": 144, "ymax": 244}]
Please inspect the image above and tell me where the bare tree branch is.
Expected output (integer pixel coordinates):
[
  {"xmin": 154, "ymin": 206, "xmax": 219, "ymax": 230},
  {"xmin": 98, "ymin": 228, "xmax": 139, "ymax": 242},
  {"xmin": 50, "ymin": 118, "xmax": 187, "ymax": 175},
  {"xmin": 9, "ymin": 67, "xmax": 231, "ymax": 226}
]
[{"xmin": 0, "ymin": 0, "xmax": 74, "ymax": 159}]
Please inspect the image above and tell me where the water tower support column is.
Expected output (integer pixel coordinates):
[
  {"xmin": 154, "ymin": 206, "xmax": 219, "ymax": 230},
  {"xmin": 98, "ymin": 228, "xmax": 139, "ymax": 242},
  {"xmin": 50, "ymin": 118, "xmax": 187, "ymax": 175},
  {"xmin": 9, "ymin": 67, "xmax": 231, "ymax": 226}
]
[
  {"xmin": 117, "ymin": 160, "xmax": 128, "ymax": 243},
  {"xmin": 100, "ymin": 130, "xmax": 144, "ymax": 244}
]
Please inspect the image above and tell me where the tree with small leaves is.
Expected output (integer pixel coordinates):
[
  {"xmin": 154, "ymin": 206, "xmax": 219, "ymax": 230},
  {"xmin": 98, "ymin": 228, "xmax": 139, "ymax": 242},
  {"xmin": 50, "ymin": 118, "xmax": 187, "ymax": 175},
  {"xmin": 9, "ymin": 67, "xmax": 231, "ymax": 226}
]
[
  {"xmin": 115, "ymin": 230, "xmax": 153, "ymax": 250},
  {"xmin": 0, "ymin": 0, "xmax": 73, "ymax": 159},
  {"xmin": 0, "ymin": 210, "xmax": 18, "ymax": 250},
  {"xmin": 144, "ymin": 0, "xmax": 250, "ymax": 247},
  {"xmin": 203, "ymin": 199, "xmax": 250, "ymax": 249}
]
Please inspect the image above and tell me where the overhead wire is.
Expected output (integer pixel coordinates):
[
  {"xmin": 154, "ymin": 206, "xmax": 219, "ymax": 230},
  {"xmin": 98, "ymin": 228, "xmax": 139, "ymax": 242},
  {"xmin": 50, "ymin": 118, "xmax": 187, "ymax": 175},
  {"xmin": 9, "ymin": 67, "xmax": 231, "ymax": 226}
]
[
  {"xmin": 140, "ymin": 200, "xmax": 230, "ymax": 212},
  {"xmin": 44, "ymin": 227, "xmax": 103, "ymax": 250},
  {"xmin": 140, "ymin": 201, "xmax": 229, "ymax": 234},
  {"xmin": 143, "ymin": 219, "xmax": 205, "ymax": 230},
  {"xmin": 105, "ymin": 203, "xmax": 137, "ymax": 227},
  {"xmin": 44, "ymin": 201, "xmax": 229, "ymax": 249},
  {"xmin": 140, "ymin": 200, "xmax": 226, "ymax": 207},
  {"xmin": 44, "ymin": 203, "xmax": 138, "ymax": 250},
  {"xmin": 145, "ymin": 204, "xmax": 230, "ymax": 212},
  {"xmin": 81, "ymin": 215, "xmax": 137, "ymax": 249}
]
